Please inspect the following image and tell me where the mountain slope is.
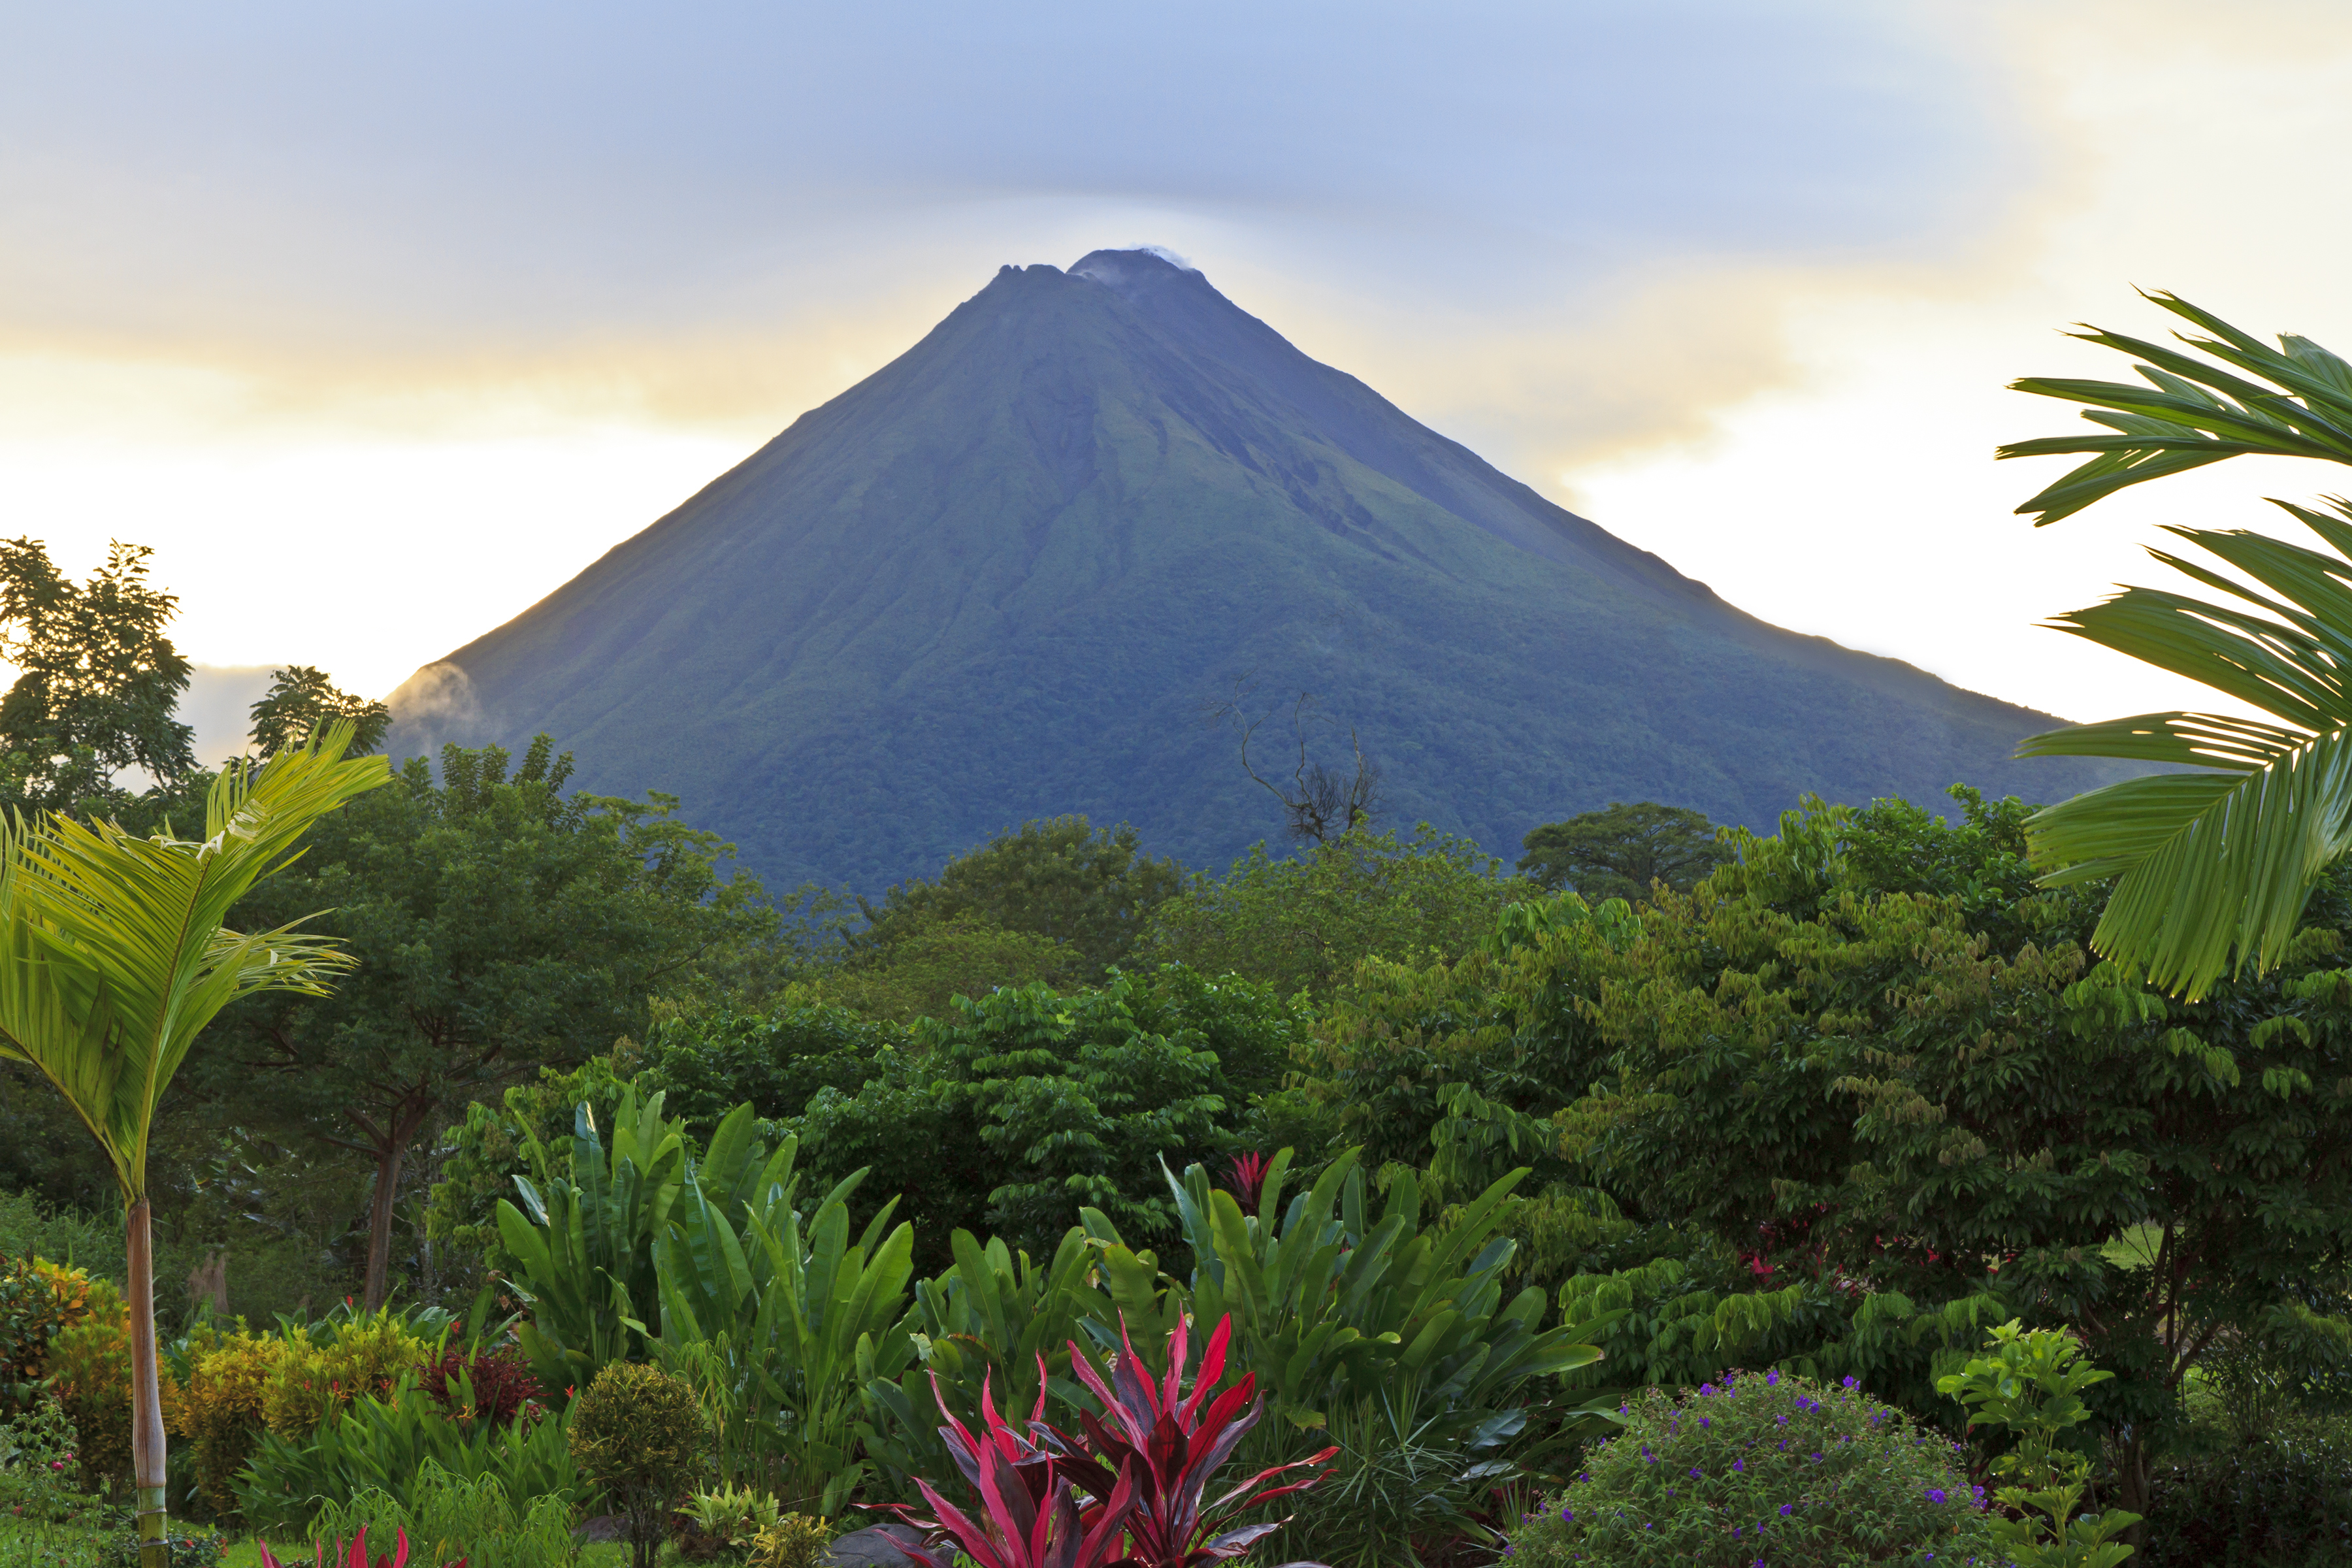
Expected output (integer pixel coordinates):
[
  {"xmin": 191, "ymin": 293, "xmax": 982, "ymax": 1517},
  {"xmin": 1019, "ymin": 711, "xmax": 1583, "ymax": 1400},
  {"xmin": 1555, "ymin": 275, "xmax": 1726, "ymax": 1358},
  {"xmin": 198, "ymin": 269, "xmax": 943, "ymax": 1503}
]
[{"xmin": 387, "ymin": 248, "xmax": 2125, "ymax": 890}]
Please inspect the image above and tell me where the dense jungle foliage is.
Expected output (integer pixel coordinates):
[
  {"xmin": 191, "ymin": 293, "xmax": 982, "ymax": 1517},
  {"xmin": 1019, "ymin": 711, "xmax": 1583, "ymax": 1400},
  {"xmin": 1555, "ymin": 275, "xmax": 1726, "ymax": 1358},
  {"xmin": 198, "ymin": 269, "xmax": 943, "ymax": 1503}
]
[{"xmin": 5, "ymin": 536, "xmax": 2349, "ymax": 1567}]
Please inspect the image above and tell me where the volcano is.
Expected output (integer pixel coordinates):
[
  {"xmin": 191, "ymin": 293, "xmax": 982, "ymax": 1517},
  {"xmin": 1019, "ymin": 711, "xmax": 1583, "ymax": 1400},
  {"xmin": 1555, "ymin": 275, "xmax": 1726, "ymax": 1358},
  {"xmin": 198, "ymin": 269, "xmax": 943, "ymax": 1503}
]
[{"xmin": 386, "ymin": 248, "xmax": 2123, "ymax": 890}]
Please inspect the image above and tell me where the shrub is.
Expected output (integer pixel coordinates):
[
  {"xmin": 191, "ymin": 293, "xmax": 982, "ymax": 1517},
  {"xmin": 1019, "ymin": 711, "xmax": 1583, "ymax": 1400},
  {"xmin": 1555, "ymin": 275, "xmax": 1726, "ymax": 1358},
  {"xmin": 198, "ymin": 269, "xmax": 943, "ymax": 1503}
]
[
  {"xmin": 0, "ymin": 1257, "xmax": 120, "ymax": 1424},
  {"xmin": 0, "ymin": 1256, "xmax": 69, "ymax": 1422},
  {"xmin": 42, "ymin": 1318, "xmax": 182, "ymax": 1497},
  {"xmin": 887, "ymin": 1313, "xmax": 1333, "ymax": 1568},
  {"xmin": 175, "ymin": 1328, "xmax": 287, "ymax": 1519},
  {"xmin": 746, "ymin": 1512, "xmax": 833, "ymax": 1568},
  {"xmin": 1503, "ymin": 1372, "xmax": 2003, "ymax": 1567},
  {"xmin": 2138, "ymin": 1416, "xmax": 2352, "ymax": 1565},
  {"xmin": 568, "ymin": 1361, "xmax": 710, "ymax": 1568},
  {"xmin": 416, "ymin": 1347, "xmax": 542, "ymax": 1426},
  {"xmin": 0, "ymin": 1397, "xmax": 103, "ymax": 1526},
  {"xmin": 678, "ymin": 1481, "xmax": 783, "ymax": 1560},
  {"xmin": 262, "ymin": 1310, "xmax": 434, "ymax": 1437}
]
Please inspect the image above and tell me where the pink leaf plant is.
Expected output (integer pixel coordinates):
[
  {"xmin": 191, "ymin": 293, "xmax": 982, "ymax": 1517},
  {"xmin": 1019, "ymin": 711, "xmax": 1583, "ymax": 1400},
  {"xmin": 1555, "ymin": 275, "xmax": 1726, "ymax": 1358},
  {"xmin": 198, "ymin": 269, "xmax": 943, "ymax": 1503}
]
[{"xmin": 886, "ymin": 1313, "xmax": 1337, "ymax": 1568}]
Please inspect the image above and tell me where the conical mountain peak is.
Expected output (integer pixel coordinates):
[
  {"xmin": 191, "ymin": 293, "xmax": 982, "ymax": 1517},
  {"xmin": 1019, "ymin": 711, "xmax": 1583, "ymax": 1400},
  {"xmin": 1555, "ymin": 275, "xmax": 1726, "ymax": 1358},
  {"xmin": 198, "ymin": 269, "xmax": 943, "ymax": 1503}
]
[{"xmin": 387, "ymin": 257, "xmax": 2125, "ymax": 890}]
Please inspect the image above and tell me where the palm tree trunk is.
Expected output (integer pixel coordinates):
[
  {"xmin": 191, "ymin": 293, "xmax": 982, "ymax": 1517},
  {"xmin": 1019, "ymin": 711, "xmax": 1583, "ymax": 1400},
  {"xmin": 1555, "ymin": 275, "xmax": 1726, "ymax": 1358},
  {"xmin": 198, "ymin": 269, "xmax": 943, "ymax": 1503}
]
[{"xmin": 126, "ymin": 1195, "xmax": 169, "ymax": 1568}]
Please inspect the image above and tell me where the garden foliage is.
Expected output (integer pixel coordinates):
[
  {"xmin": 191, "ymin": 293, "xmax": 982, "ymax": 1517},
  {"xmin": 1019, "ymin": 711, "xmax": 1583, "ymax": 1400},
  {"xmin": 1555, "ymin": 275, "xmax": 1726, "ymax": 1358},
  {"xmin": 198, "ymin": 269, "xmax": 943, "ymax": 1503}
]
[
  {"xmin": 567, "ymin": 1361, "xmax": 709, "ymax": 1568},
  {"xmin": 1503, "ymin": 1371, "xmax": 2001, "ymax": 1567}
]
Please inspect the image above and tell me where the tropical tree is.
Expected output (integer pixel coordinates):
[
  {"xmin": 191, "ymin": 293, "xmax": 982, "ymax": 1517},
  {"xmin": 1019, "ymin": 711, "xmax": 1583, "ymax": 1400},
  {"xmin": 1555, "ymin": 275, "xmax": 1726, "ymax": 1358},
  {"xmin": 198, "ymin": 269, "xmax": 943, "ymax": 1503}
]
[
  {"xmin": 1516, "ymin": 800, "xmax": 1729, "ymax": 904},
  {"xmin": 2001, "ymin": 291, "xmax": 2352, "ymax": 998},
  {"xmin": 0, "ymin": 725, "xmax": 389, "ymax": 1566},
  {"xmin": 211, "ymin": 734, "xmax": 770, "ymax": 1309},
  {"xmin": 247, "ymin": 665, "xmax": 391, "ymax": 759},
  {"xmin": 0, "ymin": 538, "xmax": 198, "ymax": 819}
]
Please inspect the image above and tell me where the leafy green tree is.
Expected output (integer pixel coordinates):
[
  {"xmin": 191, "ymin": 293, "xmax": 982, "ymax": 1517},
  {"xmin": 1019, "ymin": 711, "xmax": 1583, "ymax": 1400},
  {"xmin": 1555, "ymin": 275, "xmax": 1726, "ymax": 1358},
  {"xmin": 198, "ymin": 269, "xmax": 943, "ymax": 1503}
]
[
  {"xmin": 1581, "ymin": 794, "xmax": 2352, "ymax": 1520},
  {"xmin": 821, "ymin": 915, "xmax": 1082, "ymax": 1023},
  {"xmin": 208, "ymin": 735, "xmax": 772, "ymax": 1309},
  {"xmin": 787, "ymin": 967, "xmax": 1289, "ymax": 1267},
  {"xmin": 2000, "ymin": 292, "xmax": 2352, "ymax": 998},
  {"xmin": 855, "ymin": 816, "xmax": 1183, "ymax": 978},
  {"xmin": 0, "ymin": 538, "xmax": 196, "ymax": 817},
  {"xmin": 247, "ymin": 665, "xmax": 391, "ymax": 758},
  {"xmin": 1516, "ymin": 800, "xmax": 1727, "ymax": 904},
  {"xmin": 0, "ymin": 728, "xmax": 387, "ymax": 1567},
  {"xmin": 1299, "ymin": 785, "xmax": 2352, "ymax": 1541},
  {"xmin": 1142, "ymin": 825, "xmax": 1527, "ymax": 999},
  {"xmin": 636, "ymin": 996, "xmax": 906, "ymax": 1133}
]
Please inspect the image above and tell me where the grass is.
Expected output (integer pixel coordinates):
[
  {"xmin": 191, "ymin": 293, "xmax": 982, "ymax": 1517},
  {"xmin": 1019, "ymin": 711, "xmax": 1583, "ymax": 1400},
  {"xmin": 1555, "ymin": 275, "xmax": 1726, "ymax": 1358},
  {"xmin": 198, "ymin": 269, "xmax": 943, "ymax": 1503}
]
[{"xmin": 0, "ymin": 1520, "xmax": 642, "ymax": 1568}]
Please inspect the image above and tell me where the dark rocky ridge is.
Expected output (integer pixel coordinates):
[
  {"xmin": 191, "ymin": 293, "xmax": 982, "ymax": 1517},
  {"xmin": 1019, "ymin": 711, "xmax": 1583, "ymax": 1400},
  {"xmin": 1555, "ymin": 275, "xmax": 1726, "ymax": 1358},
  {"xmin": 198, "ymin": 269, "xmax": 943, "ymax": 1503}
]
[{"xmin": 386, "ymin": 248, "xmax": 2126, "ymax": 890}]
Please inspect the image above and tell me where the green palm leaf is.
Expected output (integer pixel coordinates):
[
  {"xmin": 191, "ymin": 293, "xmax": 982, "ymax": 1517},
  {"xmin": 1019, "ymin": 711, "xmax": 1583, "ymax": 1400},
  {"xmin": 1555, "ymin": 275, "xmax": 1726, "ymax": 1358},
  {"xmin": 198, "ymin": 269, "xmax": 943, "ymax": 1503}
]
[
  {"xmin": 0, "ymin": 722, "xmax": 391, "ymax": 1201},
  {"xmin": 2004, "ymin": 293, "xmax": 2352, "ymax": 998},
  {"xmin": 2002, "ymin": 291, "xmax": 2352, "ymax": 527}
]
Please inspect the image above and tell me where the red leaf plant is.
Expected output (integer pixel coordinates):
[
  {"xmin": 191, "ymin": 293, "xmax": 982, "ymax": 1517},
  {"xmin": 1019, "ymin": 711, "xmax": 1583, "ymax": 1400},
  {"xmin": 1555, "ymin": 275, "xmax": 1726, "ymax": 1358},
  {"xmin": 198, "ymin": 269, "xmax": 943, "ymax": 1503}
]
[
  {"xmin": 1223, "ymin": 1154, "xmax": 1268, "ymax": 1214},
  {"xmin": 257, "ymin": 1526, "xmax": 466, "ymax": 1568},
  {"xmin": 885, "ymin": 1313, "xmax": 1336, "ymax": 1568}
]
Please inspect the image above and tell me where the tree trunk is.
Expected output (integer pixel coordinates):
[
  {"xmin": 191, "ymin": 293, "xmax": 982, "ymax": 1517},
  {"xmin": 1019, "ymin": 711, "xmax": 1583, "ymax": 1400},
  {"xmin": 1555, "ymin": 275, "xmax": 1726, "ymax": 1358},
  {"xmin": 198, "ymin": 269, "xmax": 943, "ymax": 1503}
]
[
  {"xmin": 2115, "ymin": 1429, "xmax": 2152, "ymax": 1554},
  {"xmin": 363, "ymin": 1136, "xmax": 408, "ymax": 1311},
  {"xmin": 126, "ymin": 1196, "xmax": 169, "ymax": 1568}
]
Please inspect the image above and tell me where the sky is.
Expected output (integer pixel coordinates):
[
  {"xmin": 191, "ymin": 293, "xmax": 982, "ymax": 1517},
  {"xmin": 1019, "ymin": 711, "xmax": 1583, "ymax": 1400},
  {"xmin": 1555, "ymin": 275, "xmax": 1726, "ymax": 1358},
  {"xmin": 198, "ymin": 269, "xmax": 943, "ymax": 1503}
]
[{"xmin": 4, "ymin": 0, "xmax": 2350, "ymax": 762}]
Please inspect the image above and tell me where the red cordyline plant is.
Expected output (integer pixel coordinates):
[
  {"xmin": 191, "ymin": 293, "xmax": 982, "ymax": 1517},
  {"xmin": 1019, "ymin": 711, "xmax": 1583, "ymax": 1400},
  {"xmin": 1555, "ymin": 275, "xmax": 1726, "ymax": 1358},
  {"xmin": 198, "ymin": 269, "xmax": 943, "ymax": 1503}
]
[
  {"xmin": 1223, "ymin": 1154, "xmax": 1267, "ymax": 1213},
  {"xmin": 258, "ymin": 1527, "xmax": 466, "ymax": 1568},
  {"xmin": 416, "ymin": 1346, "xmax": 544, "ymax": 1425},
  {"xmin": 887, "ymin": 1313, "xmax": 1336, "ymax": 1568}
]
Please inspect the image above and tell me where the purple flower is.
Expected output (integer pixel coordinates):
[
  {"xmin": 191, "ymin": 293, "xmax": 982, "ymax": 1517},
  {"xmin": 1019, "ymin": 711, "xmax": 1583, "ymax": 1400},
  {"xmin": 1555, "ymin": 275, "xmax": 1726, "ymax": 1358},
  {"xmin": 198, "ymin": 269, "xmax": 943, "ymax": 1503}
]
[
  {"xmin": 1733, "ymin": 1459, "xmax": 1745, "ymax": 1472},
  {"xmin": 1699, "ymin": 1416, "xmax": 1712, "ymax": 1428},
  {"xmin": 1927, "ymin": 1488, "xmax": 1948, "ymax": 1504},
  {"xmin": 1765, "ymin": 1371, "xmax": 1780, "ymax": 1386},
  {"xmin": 1779, "ymin": 1504, "xmax": 1794, "ymax": 1516},
  {"xmin": 1700, "ymin": 1382, "xmax": 1715, "ymax": 1396},
  {"xmin": 1559, "ymin": 1507, "xmax": 1573, "ymax": 1522},
  {"xmin": 1691, "ymin": 1467, "xmax": 1703, "ymax": 1479},
  {"xmin": 1842, "ymin": 1376, "xmax": 1857, "ymax": 1389}
]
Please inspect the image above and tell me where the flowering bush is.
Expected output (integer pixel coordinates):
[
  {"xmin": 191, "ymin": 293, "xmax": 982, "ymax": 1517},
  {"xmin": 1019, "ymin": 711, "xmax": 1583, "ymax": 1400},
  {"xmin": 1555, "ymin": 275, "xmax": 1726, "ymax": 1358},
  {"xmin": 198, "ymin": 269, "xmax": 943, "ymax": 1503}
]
[
  {"xmin": 1503, "ymin": 1371, "xmax": 2008, "ymax": 1567},
  {"xmin": 0, "ymin": 1396, "xmax": 105, "ymax": 1526}
]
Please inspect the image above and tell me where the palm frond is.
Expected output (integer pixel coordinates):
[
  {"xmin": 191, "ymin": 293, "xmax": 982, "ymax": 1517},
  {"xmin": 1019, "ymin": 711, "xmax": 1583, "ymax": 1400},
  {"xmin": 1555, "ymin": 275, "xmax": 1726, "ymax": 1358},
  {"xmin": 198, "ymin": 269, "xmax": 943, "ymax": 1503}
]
[
  {"xmin": 2000, "ymin": 292, "xmax": 2352, "ymax": 525},
  {"xmin": 0, "ymin": 722, "xmax": 391, "ymax": 1198},
  {"xmin": 2017, "ymin": 497, "xmax": 2352, "ymax": 998}
]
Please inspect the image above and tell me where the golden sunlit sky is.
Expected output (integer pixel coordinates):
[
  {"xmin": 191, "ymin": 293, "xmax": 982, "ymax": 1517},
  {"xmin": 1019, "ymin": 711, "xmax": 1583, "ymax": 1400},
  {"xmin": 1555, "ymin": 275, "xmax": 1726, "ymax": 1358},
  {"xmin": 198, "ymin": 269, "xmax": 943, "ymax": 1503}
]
[{"xmin": 5, "ymin": 0, "xmax": 2350, "ymax": 762}]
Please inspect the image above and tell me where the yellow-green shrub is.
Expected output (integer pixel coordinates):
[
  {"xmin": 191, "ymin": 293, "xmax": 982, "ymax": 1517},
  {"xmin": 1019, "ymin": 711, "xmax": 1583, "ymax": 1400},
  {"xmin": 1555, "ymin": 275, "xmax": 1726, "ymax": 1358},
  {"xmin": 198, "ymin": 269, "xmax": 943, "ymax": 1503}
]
[
  {"xmin": 569, "ymin": 1362, "xmax": 709, "ymax": 1568},
  {"xmin": 1, "ymin": 1256, "xmax": 122, "ymax": 1420},
  {"xmin": 747, "ymin": 1513, "xmax": 831, "ymax": 1568},
  {"xmin": 261, "ymin": 1312, "xmax": 431, "ymax": 1437},
  {"xmin": 177, "ymin": 1327, "xmax": 289, "ymax": 1518}
]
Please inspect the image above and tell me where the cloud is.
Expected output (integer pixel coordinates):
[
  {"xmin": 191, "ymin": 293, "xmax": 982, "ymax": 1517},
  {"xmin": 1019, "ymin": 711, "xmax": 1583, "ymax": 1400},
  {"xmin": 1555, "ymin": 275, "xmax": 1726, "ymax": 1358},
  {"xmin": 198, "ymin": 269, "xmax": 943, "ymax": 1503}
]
[
  {"xmin": 176, "ymin": 664, "xmax": 278, "ymax": 768},
  {"xmin": 0, "ymin": 1, "xmax": 2031, "ymax": 458},
  {"xmin": 387, "ymin": 662, "xmax": 482, "ymax": 732}
]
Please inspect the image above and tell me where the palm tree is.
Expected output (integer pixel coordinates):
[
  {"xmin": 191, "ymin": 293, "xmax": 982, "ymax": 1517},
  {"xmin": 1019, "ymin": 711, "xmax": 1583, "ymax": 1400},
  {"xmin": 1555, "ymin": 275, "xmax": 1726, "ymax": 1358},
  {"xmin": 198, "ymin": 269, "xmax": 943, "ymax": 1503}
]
[
  {"xmin": 0, "ymin": 725, "xmax": 389, "ymax": 1566},
  {"xmin": 2001, "ymin": 290, "xmax": 2352, "ymax": 999}
]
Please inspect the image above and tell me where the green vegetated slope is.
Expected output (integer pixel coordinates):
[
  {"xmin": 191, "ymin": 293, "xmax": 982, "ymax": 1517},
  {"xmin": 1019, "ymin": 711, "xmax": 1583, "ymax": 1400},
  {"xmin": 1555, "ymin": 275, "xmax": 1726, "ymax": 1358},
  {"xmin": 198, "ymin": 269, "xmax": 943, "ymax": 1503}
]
[{"xmin": 385, "ymin": 248, "xmax": 2127, "ymax": 890}]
